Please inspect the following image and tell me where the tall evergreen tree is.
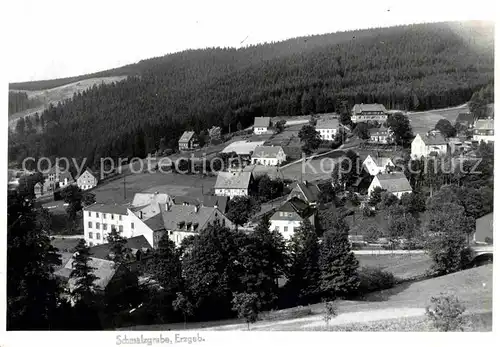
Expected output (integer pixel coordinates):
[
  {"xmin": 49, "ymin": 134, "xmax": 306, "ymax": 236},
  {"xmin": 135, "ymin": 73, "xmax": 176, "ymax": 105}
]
[
  {"xmin": 153, "ymin": 235, "xmax": 183, "ymax": 296},
  {"xmin": 70, "ymin": 239, "xmax": 98, "ymax": 303},
  {"xmin": 106, "ymin": 228, "xmax": 132, "ymax": 267},
  {"xmin": 286, "ymin": 219, "xmax": 321, "ymax": 305},
  {"xmin": 319, "ymin": 217, "xmax": 360, "ymax": 299}
]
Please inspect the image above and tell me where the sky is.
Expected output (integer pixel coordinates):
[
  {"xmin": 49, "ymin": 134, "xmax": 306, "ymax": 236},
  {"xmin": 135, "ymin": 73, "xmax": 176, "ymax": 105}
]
[{"xmin": 2, "ymin": 0, "xmax": 497, "ymax": 82}]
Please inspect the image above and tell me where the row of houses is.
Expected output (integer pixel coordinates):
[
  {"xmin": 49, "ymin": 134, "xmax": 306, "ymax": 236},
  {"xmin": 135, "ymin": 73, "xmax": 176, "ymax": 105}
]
[{"xmin": 34, "ymin": 167, "xmax": 99, "ymax": 197}]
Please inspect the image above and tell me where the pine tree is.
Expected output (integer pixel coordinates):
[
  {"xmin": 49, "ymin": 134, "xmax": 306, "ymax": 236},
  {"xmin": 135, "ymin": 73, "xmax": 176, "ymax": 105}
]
[
  {"xmin": 106, "ymin": 228, "xmax": 131, "ymax": 267},
  {"xmin": 319, "ymin": 217, "xmax": 360, "ymax": 299},
  {"xmin": 153, "ymin": 234, "xmax": 182, "ymax": 295},
  {"xmin": 70, "ymin": 239, "xmax": 98, "ymax": 302},
  {"xmin": 287, "ymin": 219, "xmax": 321, "ymax": 305}
]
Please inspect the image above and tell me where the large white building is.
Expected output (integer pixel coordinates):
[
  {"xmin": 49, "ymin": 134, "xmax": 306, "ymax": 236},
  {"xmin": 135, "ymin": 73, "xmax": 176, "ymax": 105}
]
[
  {"xmin": 315, "ymin": 118, "xmax": 339, "ymax": 141},
  {"xmin": 269, "ymin": 197, "xmax": 316, "ymax": 240},
  {"xmin": 362, "ymin": 155, "xmax": 395, "ymax": 176},
  {"xmin": 411, "ymin": 133, "xmax": 448, "ymax": 159},
  {"xmin": 367, "ymin": 172, "xmax": 412, "ymax": 199},
  {"xmin": 251, "ymin": 146, "xmax": 287, "ymax": 166},
  {"xmin": 214, "ymin": 171, "xmax": 253, "ymax": 199},
  {"xmin": 351, "ymin": 104, "xmax": 388, "ymax": 123}
]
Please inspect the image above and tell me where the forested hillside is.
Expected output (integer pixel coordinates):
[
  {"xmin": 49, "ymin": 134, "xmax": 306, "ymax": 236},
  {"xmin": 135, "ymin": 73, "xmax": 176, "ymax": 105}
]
[
  {"xmin": 9, "ymin": 21, "xmax": 494, "ymax": 167},
  {"xmin": 8, "ymin": 91, "xmax": 43, "ymax": 116}
]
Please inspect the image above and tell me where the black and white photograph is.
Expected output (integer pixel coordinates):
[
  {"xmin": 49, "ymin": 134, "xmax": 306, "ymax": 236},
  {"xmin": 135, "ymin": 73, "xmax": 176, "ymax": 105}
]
[{"xmin": 1, "ymin": 0, "xmax": 497, "ymax": 343}]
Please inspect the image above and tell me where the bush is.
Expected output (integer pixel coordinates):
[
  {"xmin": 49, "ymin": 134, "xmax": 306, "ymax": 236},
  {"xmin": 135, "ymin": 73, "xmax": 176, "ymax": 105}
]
[
  {"xmin": 358, "ymin": 267, "xmax": 396, "ymax": 294},
  {"xmin": 425, "ymin": 294, "xmax": 466, "ymax": 331},
  {"xmin": 484, "ymin": 236, "xmax": 493, "ymax": 245},
  {"xmin": 322, "ymin": 301, "xmax": 338, "ymax": 326}
]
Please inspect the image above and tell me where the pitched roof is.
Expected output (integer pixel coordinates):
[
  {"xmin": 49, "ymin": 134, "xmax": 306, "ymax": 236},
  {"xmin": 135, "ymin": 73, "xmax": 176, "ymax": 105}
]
[
  {"xmin": 368, "ymin": 126, "xmax": 389, "ymax": 135},
  {"xmin": 271, "ymin": 197, "xmax": 315, "ymax": 221},
  {"xmin": 55, "ymin": 257, "xmax": 117, "ymax": 290},
  {"xmin": 84, "ymin": 203, "xmax": 129, "ymax": 216},
  {"xmin": 251, "ymin": 146, "xmax": 284, "ymax": 159},
  {"xmin": 131, "ymin": 192, "xmax": 172, "ymax": 208},
  {"xmin": 179, "ymin": 131, "xmax": 196, "ymax": 143},
  {"xmin": 419, "ymin": 133, "xmax": 447, "ymax": 146},
  {"xmin": 365, "ymin": 155, "xmax": 393, "ymax": 168},
  {"xmin": 77, "ymin": 168, "xmax": 98, "ymax": 180},
  {"xmin": 315, "ymin": 118, "xmax": 339, "ymax": 130},
  {"xmin": 173, "ymin": 196, "xmax": 201, "ymax": 206},
  {"xmin": 160, "ymin": 204, "xmax": 224, "ymax": 231},
  {"xmin": 375, "ymin": 172, "xmax": 412, "ymax": 193},
  {"xmin": 475, "ymin": 119, "xmax": 494, "ymax": 130},
  {"xmin": 242, "ymin": 164, "xmax": 282, "ymax": 179},
  {"xmin": 143, "ymin": 212, "xmax": 166, "ymax": 232},
  {"xmin": 455, "ymin": 113, "xmax": 475, "ymax": 124},
  {"xmin": 59, "ymin": 171, "xmax": 74, "ymax": 181},
  {"xmin": 289, "ymin": 181, "xmax": 321, "ymax": 203},
  {"xmin": 202, "ymin": 195, "xmax": 229, "ymax": 212},
  {"xmin": 214, "ymin": 171, "xmax": 252, "ymax": 190},
  {"xmin": 253, "ymin": 117, "xmax": 271, "ymax": 128},
  {"xmin": 222, "ymin": 140, "xmax": 266, "ymax": 155},
  {"xmin": 352, "ymin": 104, "xmax": 388, "ymax": 114},
  {"xmin": 88, "ymin": 235, "xmax": 152, "ymax": 260}
]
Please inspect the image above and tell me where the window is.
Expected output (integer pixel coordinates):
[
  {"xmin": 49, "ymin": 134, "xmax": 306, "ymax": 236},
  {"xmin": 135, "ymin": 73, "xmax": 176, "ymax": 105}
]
[
  {"xmin": 103, "ymin": 224, "xmax": 107, "ymax": 231},
  {"xmin": 88, "ymin": 211, "xmax": 91, "ymax": 217},
  {"xmin": 284, "ymin": 226, "xmax": 288, "ymax": 232},
  {"xmin": 131, "ymin": 222, "xmax": 135, "ymax": 229},
  {"xmin": 96, "ymin": 222, "xmax": 100, "ymax": 229},
  {"xmin": 96, "ymin": 212, "xmax": 99, "ymax": 218},
  {"xmin": 88, "ymin": 221, "xmax": 92, "ymax": 228},
  {"xmin": 119, "ymin": 225, "xmax": 123, "ymax": 232},
  {"xmin": 111, "ymin": 214, "xmax": 115, "ymax": 220},
  {"xmin": 96, "ymin": 233, "xmax": 101, "ymax": 240},
  {"xmin": 88, "ymin": 232, "xmax": 93, "ymax": 239},
  {"xmin": 119, "ymin": 215, "xmax": 122, "ymax": 221},
  {"xmin": 103, "ymin": 213, "xmax": 106, "ymax": 219}
]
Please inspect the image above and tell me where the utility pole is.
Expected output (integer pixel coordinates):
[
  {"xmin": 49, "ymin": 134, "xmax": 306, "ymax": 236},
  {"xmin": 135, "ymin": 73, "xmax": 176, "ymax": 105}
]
[{"xmin": 123, "ymin": 175, "xmax": 126, "ymax": 201}]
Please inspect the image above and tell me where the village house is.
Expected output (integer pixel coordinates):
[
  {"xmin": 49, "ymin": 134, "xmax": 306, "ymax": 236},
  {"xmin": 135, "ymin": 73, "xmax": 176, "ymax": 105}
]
[
  {"xmin": 202, "ymin": 195, "xmax": 230, "ymax": 213},
  {"xmin": 269, "ymin": 197, "xmax": 316, "ymax": 240},
  {"xmin": 411, "ymin": 132, "xmax": 448, "ymax": 159},
  {"xmin": 368, "ymin": 126, "xmax": 390, "ymax": 144},
  {"xmin": 76, "ymin": 168, "xmax": 99, "ymax": 190},
  {"xmin": 251, "ymin": 145, "xmax": 287, "ymax": 166},
  {"xmin": 214, "ymin": 171, "xmax": 253, "ymax": 199},
  {"xmin": 367, "ymin": 172, "xmax": 412, "ymax": 199},
  {"xmin": 58, "ymin": 171, "xmax": 74, "ymax": 189},
  {"xmin": 178, "ymin": 131, "xmax": 199, "ymax": 151},
  {"xmin": 362, "ymin": 155, "xmax": 395, "ymax": 176},
  {"xmin": 161, "ymin": 202, "xmax": 235, "ymax": 247},
  {"xmin": 351, "ymin": 104, "xmax": 388, "ymax": 123},
  {"xmin": 315, "ymin": 118, "xmax": 339, "ymax": 141},
  {"xmin": 34, "ymin": 182, "xmax": 44, "ymax": 198},
  {"xmin": 455, "ymin": 112, "xmax": 475, "ymax": 129},
  {"xmin": 287, "ymin": 181, "xmax": 321, "ymax": 207},
  {"xmin": 253, "ymin": 117, "xmax": 271, "ymax": 135},
  {"xmin": 473, "ymin": 119, "xmax": 494, "ymax": 143},
  {"xmin": 447, "ymin": 136, "xmax": 471, "ymax": 155}
]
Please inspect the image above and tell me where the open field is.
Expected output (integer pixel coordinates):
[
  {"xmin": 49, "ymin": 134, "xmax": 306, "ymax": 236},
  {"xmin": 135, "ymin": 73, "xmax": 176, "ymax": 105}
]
[
  {"xmin": 407, "ymin": 104, "xmax": 469, "ymax": 135},
  {"xmin": 356, "ymin": 254, "xmax": 432, "ymax": 280},
  {"xmin": 92, "ymin": 172, "xmax": 216, "ymax": 205},
  {"xmin": 9, "ymin": 76, "xmax": 128, "ymax": 127}
]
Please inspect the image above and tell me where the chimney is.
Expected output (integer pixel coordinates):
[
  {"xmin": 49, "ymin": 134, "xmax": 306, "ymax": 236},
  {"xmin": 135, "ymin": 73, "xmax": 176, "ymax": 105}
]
[
  {"xmin": 166, "ymin": 202, "xmax": 171, "ymax": 211},
  {"xmin": 139, "ymin": 211, "xmax": 143, "ymax": 219},
  {"xmin": 194, "ymin": 205, "xmax": 199, "ymax": 213},
  {"xmin": 303, "ymin": 180, "xmax": 308, "ymax": 186}
]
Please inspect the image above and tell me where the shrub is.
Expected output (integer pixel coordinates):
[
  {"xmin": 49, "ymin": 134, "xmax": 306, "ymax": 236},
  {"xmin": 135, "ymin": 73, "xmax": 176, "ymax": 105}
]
[
  {"xmin": 425, "ymin": 294, "xmax": 466, "ymax": 331},
  {"xmin": 322, "ymin": 301, "xmax": 338, "ymax": 327},
  {"xmin": 362, "ymin": 206, "xmax": 376, "ymax": 217},
  {"xmin": 484, "ymin": 236, "xmax": 493, "ymax": 245},
  {"xmin": 358, "ymin": 267, "xmax": 396, "ymax": 294}
]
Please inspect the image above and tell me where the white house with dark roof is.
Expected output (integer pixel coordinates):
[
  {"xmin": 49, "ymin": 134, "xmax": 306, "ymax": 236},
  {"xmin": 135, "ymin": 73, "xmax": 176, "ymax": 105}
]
[
  {"xmin": 160, "ymin": 202, "xmax": 235, "ymax": 247},
  {"xmin": 315, "ymin": 118, "xmax": 339, "ymax": 141},
  {"xmin": 367, "ymin": 172, "xmax": 412, "ymax": 199},
  {"xmin": 253, "ymin": 117, "xmax": 271, "ymax": 135},
  {"xmin": 214, "ymin": 171, "xmax": 253, "ymax": 199},
  {"xmin": 178, "ymin": 131, "xmax": 199, "ymax": 150},
  {"xmin": 411, "ymin": 133, "xmax": 448, "ymax": 159},
  {"xmin": 362, "ymin": 155, "xmax": 395, "ymax": 176},
  {"xmin": 58, "ymin": 171, "xmax": 74, "ymax": 188},
  {"xmin": 473, "ymin": 119, "xmax": 494, "ymax": 143},
  {"xmin": 269, "ymin": 197, "xmax": 316, "ymax": 240},
  {"xmin": 251, "ymin": 146, "xmax": 286, "ymax": 166},
  {"xmin": 351, "ymin": 104, "xmax": 388, "ymax": 123},
  {"xmin": 76, "ymin": 168, "xmax": 99, "ymax": 190},
  {"xmin": 287, "ymin": 181, "xmax": 321, "ymax": 206},
  {"xmin": 368, "ymin": 127, "xmax": 390, "ymax": 144}
]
